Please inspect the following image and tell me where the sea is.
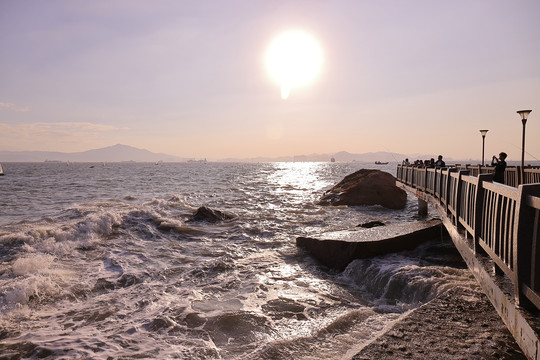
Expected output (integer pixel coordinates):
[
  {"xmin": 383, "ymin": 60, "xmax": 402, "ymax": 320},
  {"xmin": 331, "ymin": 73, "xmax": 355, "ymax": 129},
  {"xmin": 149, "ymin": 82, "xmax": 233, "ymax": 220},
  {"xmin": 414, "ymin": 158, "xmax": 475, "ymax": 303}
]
[{"xmin": 0, "ymin": 162, "xmax": 501, "ymax": 359}]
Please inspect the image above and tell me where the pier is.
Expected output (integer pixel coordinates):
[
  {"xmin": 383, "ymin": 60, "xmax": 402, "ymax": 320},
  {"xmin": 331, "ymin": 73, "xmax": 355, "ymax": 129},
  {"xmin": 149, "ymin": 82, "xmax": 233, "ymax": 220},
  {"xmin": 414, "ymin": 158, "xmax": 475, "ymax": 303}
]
[{"xmin": 396, "ymin": 164, "xmax": 540, "ymax": 360}]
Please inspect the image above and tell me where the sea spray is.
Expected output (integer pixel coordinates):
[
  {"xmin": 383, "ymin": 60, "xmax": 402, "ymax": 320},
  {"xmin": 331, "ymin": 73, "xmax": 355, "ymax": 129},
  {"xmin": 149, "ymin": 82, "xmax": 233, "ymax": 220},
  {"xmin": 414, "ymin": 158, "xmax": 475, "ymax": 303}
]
[{"xmin": 339, "ymin": 239, "xmax": 474, "ymax": 311}]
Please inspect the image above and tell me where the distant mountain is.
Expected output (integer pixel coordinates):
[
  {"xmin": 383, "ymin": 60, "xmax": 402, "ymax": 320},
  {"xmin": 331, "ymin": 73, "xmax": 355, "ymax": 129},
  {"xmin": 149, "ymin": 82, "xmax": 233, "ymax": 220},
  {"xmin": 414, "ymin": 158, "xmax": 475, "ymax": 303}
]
[
  {"xmin": 221, "ymin": 151, "xmax": 414, "ymax": 163},
  {"xmin": 0, "ymin": 145, "xmax": 452, "ymax": 163},
  {"xmin": 331, "ymin": 151, "xmax": 403, "ymax": 162},
  {"xmin": 0, "ymin": 144, "xmax": 186, "ymax": 162}
]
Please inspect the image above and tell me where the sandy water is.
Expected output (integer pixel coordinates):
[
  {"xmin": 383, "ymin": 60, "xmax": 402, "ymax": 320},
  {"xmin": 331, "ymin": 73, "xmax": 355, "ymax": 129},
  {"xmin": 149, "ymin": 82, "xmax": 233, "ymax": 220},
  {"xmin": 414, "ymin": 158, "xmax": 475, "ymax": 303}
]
[{"xmin": 0, "ymin": 162, "xmax": 500, "ymax": 359}]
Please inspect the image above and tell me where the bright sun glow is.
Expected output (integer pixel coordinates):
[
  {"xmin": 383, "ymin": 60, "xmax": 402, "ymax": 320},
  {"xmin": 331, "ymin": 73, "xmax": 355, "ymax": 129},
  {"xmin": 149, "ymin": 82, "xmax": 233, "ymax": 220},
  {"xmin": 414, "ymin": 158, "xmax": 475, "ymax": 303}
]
[{"xmin": 266, "ymin": 30, "xmax": 323, "ymax": 99}]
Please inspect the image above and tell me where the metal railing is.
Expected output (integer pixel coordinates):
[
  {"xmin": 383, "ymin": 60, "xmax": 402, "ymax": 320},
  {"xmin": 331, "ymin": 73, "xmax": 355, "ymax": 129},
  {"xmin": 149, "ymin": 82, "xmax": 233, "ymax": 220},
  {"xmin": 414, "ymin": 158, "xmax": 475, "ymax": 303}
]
[
  {"xmin": 524, "ymin": 168, "xmax": 540, "ymax": 184},
  {"xmin": 455, "ymin": 164, "xmax": 540, "ymax": 187},
  {"xmin": 397, "ymin": 165, "xmax": 540, "ymax": 310}
]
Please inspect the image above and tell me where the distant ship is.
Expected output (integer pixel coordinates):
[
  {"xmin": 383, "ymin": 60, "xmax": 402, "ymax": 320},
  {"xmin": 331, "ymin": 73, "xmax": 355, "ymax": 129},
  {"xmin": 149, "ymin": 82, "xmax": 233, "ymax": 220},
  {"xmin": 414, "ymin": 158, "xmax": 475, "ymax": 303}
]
[
  {"xmin": 374, "ymin": 161, "xmax": 389, "ymax": 165},
  {"xmin": 330, "ymin": 157, "xmax": 336, "ymax": 163},
  {"xmin": 0, "ymin": 163, "xmax": 4, "ymax": 176}
]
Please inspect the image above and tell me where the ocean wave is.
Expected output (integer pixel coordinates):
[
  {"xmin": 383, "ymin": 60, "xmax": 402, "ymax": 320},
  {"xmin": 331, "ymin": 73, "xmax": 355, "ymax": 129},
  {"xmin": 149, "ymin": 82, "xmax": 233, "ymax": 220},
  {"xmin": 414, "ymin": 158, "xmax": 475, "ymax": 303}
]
[
  {"xmin": 340, "ymin": 241, "xmax": 474, "ymax": 310},
  {"xmin": 0, "ymin": 253, "xmax": 76, "ymax": 311},
  {"xmin": 0, "ymin": 210, "xmax": 122, "ymax": 257}
]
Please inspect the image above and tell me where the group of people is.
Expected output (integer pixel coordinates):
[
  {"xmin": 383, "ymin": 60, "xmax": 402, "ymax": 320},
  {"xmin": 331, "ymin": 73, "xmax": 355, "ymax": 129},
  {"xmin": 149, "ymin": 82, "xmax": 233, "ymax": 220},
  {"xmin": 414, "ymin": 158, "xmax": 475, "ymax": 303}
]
[
  {"xmin": 401, "ymin": 152, "xmax": 508, "ymax": 184},
  {"xmin": 402, "ymin": 155, "xmax": 446, "ymax": 168}
]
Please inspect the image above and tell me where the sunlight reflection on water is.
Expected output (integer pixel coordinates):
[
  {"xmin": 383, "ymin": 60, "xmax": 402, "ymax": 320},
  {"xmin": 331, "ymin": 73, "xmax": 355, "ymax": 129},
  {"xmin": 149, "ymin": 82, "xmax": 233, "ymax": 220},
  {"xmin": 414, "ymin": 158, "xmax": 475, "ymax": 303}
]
[{"xmin": 267, "ymin": 162, "xmax": 334, "ymax": 199}]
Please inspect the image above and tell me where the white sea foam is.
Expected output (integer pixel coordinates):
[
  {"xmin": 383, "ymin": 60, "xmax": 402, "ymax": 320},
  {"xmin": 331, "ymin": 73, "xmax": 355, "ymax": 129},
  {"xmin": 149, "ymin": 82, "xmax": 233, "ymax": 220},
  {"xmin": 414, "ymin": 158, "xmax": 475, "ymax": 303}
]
[
  {"xmin": 12, "ymin": 254, "xmax": 54, "ymax": 276},
  {"xmin": 0, "ymin": 253, "xmax": 80, "ymax": 311},
  {"xmin": 340, "ymin": 244, "xmax": 475, "ymax": 312},
  {"xmin": 5, "ymin": 210, "xmax": 123, "ymax": 257}
]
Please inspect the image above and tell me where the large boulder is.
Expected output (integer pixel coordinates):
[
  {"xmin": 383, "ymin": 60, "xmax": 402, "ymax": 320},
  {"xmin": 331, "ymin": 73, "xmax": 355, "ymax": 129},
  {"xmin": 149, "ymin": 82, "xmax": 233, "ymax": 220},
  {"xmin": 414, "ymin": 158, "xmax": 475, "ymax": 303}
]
[{"xmin": 318, "ymin": 169, "xmax": 406, "ymax": 209}]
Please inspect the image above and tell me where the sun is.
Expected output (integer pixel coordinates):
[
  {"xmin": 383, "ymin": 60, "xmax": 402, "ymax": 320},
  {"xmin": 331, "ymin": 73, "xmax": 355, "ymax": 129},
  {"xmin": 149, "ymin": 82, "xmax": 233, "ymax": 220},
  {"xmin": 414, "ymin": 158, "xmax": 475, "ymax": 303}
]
[{"xmin": 265, "ymin": 30, "xmax": 323, "ymax": 99}]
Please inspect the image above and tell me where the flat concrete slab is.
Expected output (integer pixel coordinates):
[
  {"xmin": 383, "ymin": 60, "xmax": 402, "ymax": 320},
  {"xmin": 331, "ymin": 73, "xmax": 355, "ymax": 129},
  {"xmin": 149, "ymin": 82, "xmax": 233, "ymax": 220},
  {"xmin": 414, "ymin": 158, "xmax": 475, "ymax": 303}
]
[{"xmin": 296, "ymin": 219, "xmax": 443, "ymax": 271}]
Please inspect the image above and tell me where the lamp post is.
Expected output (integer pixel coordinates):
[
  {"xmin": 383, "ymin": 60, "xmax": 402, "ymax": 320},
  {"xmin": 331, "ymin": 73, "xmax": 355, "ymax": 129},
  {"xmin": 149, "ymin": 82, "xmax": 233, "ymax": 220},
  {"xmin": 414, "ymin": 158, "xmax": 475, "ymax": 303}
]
[
  {"xmin": 517, "ymin": 109, "xmax": 532, "ymax": 169},
  {"xmin": 479, "ymin": 130, "xmax": 488, "ymax": 166}
]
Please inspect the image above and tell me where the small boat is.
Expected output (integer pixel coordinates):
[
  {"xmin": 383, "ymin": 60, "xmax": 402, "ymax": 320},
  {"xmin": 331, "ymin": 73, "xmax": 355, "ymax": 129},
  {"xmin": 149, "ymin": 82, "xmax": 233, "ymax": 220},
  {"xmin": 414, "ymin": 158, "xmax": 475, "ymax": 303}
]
[
  {"xmin": 0, "ymin": 163, "xmax": 4, "ymax": 176},
  {"xmin": 330, "ymin": 157, "xmax": 336, "ymax": 163},
  {"xmin": 374, "ymin": 161, "xmax": 389, "ymax": 165}
]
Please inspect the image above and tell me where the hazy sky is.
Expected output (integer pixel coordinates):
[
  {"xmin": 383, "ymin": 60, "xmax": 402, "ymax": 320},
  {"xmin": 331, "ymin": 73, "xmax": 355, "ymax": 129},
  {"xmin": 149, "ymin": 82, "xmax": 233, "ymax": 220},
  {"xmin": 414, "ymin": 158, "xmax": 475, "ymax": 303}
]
[{"xmin": 1, "ymin": 0, "xmax": 539, "ymax": 161}]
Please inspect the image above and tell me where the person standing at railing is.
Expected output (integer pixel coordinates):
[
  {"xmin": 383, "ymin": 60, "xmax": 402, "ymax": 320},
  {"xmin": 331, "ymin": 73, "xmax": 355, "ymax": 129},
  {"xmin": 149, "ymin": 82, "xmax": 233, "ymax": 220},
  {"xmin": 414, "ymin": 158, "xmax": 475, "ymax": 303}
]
[
  {"xmin": 435, "ymin": 155, "xmax": 445, "ymax": 167},
  {"xmin": 491, "ymin": 152, "xmax": 507, "ymax": 183}
]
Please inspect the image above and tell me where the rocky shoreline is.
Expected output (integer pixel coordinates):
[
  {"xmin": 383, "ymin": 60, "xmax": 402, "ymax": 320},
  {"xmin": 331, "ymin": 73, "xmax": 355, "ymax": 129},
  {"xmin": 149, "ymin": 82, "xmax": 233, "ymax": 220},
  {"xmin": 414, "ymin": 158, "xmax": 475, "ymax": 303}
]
[{"xmin": 352, "ymin": 285, "xmax": 526, "ymax": 360}]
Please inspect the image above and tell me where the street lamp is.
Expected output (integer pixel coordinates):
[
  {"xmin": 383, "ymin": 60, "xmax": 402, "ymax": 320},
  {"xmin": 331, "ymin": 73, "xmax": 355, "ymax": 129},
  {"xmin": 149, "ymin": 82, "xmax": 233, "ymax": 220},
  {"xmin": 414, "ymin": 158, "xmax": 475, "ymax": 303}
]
[
  {"xmin": 517, "ymin": 109, "xmax": 532, "ymax": 168},
  {"xmin": 479, "ymin": 130, "xmax": 488, "ymax": 166}
]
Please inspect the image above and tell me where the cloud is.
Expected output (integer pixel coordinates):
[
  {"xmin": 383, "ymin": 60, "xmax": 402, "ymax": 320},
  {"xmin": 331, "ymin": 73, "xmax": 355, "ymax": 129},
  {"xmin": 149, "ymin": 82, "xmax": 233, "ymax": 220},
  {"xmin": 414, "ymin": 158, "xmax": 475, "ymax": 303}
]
[
  {"xmin": 0, "ymin": 122, "xmax": 127, "ymax": 139},
  {"xmin": 0, "ymin": 121, "xmax": 131, "ymax": 151},
  {"xmin": 0, "ymin": 101, "xmax": 30, "ymax": 112}
]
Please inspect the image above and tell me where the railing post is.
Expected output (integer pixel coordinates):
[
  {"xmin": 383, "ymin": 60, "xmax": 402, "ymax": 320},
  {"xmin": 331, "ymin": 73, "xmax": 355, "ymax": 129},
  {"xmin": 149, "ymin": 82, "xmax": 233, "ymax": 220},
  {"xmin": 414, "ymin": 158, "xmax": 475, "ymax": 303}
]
[
  {"xmin": 424, "ymin": 168, "xmax": 428, "ymax": 192},
  {"xmin": 435, "ymin": 167, "xmax": 443, "ymax": 201},
  {"xmin": 474, "ymin": 173, "xmax": 494, "ymax": 254},
  {"xmin": 444, "ymin": 168, "xmax": 457, "ymax": 213},
  {"xmin": 454, "ymin": 170, "xmax": 469, "ymax": 226},
  {"xmin": 517, "ymin": 166, "xmax": 523, "ymax": 186},
  {"xmin": 513, "ymin": 184, "xmax": 540, "ymax": 308}
]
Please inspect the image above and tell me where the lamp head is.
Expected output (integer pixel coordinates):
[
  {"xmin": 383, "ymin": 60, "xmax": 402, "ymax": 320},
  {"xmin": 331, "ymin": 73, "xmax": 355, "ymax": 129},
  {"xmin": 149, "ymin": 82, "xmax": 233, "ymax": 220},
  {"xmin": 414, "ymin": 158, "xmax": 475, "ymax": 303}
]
[
  {"xmin": 479, "ymin": 129, "xmax": 488, "ymax": 137},
  {"xmin": 517, "ymin": 109, "xmax": 532, "ymax": 121}
]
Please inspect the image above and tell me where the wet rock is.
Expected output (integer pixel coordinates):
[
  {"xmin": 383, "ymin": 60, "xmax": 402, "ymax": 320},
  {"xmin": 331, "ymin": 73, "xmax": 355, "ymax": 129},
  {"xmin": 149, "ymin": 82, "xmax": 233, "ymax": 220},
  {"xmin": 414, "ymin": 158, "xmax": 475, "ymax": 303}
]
[
  {"xmin": 358, "ymin": 220, "xmax": 386, "ymax": 228},
  {"xmin": 144, "ymin": 317, "xmax": 174, "ymax": 331},
  {"xmin": 203, "ymin": 312, "xmax": 270, "ymax": 346},
  {"xmin": 117, "ymin": 274, "xmax": 141, "ymax": 288},
  {"xmin": 188, "ymin": 206, "xmax": 235, "ymax": 223},
  {"xmin": 156, "ymin": 221, "xmax": 178, "ymax": 232},
  {"xmin": 262, "ymin": 298, "xmax": 307, "ymax": 320},
  {"xmin": 318, "ymin": 169, "xmax": 406, "ymax": 209},
  {"xmin": 184, "ymin": 313, "xmax": 206, "ymax": 328},
  {"xmin": 93, "ymin": 278, "xmax": 115, "ymax": 292}
]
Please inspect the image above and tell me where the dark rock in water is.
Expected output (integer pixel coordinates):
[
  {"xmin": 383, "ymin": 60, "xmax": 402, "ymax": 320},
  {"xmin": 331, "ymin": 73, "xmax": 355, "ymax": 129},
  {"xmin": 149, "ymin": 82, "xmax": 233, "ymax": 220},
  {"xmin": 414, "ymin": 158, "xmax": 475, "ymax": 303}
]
[
  {"xmin": 262, "ymin": 298, "xmax": 307, "ymax": 320},
  {"xmin": 358, "ymin": 220, "xmax": 386, "ymax": 228},
  {"xmin": 117, "ymin": 274, "xmax": 141, "ymax": 288},
  {"xmin": 93, "ymin": 278, "xmax": 115, "ymax": 293},
  {"xmin": 203, "ymin": 312, "xmax": 270, "ymax": 346},
  {"xmin": 144, "ymin": 317, "xmax": 175, "ymax": 331},
  {"xmin": 318, "ymin": 169, "xmax": 407, "ymax": 209},
  {"xmin": 183, "ymin": 313, "xmax": 206, "ymax": 328},
  {"xmin": 188, "ymin": 206, "xmax": 235, "ymax": 223}
]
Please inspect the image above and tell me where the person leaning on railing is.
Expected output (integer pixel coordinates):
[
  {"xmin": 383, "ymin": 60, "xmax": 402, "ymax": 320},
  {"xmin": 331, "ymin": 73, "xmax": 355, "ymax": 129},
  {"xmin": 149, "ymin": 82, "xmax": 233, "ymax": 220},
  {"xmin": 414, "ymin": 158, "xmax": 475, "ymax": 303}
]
[{"xmin": 491, "ymin": 152, "xmax": 507, "ymax": 183}]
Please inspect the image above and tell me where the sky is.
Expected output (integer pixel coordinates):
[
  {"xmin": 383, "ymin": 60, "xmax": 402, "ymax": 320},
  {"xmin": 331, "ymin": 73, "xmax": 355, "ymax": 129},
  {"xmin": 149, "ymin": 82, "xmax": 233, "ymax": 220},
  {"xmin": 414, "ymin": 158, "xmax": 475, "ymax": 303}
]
[{"xmin": 1, "ymin": 0, "xmax": 539, "ymax": 161}]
